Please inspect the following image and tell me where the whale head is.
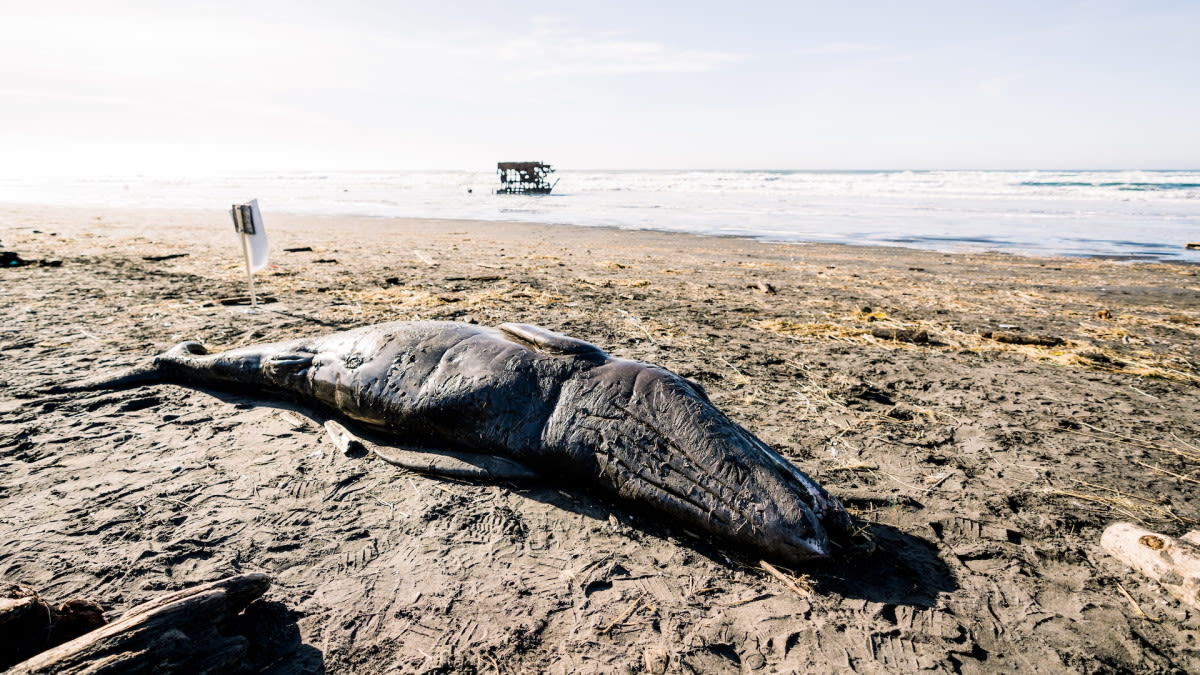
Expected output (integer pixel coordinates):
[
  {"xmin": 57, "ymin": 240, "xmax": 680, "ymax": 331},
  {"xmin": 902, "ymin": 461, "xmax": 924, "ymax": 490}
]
[{"xmin": 546, "ymin": 357, "xmax": 853, "ymax": 564}]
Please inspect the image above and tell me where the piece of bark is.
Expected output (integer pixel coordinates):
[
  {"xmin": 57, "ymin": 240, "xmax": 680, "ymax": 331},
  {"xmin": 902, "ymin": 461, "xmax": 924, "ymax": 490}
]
[
  {"xmin": 982, "ymin": 331, "xmax": 1064, "ymax": 347},
  {"xmin": 9, "ymin": 573, "xmax": 271, "ymax": 675},
  {"xmin": 324, "ymin": 419, "xmax": 368, "ymax": 458},
  {"xmin": 870, "ymin": 327, "xmax": 929, "ymax": 344},
  {"xmin": 1101, "ymin": 522, "xmax": 1200, "ymax": 610}
]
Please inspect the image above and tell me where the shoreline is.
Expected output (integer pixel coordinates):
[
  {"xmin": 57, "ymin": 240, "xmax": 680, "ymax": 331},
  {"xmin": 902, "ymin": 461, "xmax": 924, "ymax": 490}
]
[
  {"xmin": 2, "ymin": 193, "xmax": 1197, "ymax": 263},
  {"xmin": 3, "ymin": 201, "xmax": 1198, "ymax": 267},
  {"xmin": 3, "ymin": 203, "xmax": 1200, "ymax": 672}
]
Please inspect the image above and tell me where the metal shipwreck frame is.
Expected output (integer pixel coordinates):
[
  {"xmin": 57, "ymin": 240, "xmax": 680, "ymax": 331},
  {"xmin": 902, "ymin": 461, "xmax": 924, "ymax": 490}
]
[{"xmin": 496, "ymin": 162, "xmax": 559, "ymax": 195}]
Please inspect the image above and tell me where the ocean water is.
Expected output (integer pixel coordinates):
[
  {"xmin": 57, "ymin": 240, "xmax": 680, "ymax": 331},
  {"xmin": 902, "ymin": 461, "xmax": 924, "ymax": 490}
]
[{"xmin": 2, "ymin": 169, "xmax": 1197, "ymax": 261}]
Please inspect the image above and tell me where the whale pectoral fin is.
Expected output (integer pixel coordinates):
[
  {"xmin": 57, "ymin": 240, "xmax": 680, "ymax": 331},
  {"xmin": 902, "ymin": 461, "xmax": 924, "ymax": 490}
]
[
  {"xmin": 264, "ymin": 351, "xmax": 315, "ymax": 377},
  {"xmin": 498, "ymin": 323, "xmax": 606, "ymax": 358},
  {"xmin": 372, "ymin": 445, "xmax": 538, "ymax": 482},
  {"xmin": 324, "ymin": 418, "xmax": 537, "ymax": 482}
]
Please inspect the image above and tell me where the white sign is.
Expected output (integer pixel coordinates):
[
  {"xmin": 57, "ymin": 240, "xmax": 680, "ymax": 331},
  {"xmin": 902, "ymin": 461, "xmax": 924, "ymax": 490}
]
[{"xmin": 231, "ymin": 199, "xmax": 269, "ymax": 272}]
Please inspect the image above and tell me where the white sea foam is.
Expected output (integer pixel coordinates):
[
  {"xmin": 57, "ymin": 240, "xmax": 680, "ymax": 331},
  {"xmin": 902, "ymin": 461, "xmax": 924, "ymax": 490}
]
[{"xmin": 1, "ymin": 169, "xmax": 1197, "ymax": 260}]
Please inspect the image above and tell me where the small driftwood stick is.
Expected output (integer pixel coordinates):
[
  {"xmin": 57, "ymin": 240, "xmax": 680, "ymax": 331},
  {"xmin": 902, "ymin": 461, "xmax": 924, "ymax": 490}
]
[
  {"xmin": 759, "ymin": 560, "xmax": 812, "ymax": 598},
  {"xmin": 324, "ymin": 419, "xmax": 367, "ymax": 457},
  {"xmin": 870, "ymin": 327, "xmax": 929, "ymax": 344},
  {"xmin": 982, "ymin": 331, "xmax": 1064, "ymax": 347},
  {"xmin": 601, "ymin": 593, "xmax": 646, "ymax": 635},
  {"xmin": 1101, "ymin": 522, "xmax": 1200, "ymax": 610},
  {"xmin": 9, "ymin": 573, "xmax": 271, "ymax": 675}
]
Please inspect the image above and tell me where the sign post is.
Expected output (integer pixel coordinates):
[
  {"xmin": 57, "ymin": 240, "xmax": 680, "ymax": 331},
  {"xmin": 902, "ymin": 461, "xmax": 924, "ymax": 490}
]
[{"xmin": 230, "ymin": 199, "xmax": 268, "ymax": 311}]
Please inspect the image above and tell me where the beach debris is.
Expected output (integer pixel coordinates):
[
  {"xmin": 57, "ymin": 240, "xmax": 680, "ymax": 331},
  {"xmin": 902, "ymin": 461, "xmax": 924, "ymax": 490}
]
[
  {"xmin": 577, "ymin": 277, "xmax": 650, "ymax": 288},
  {"xmin": 1095, "ymin": 308, "xmax": 1113, "ymax": 320},
  {"xmin": 218, "ymin": 295, "xmax": 278, "ymax": 306},
  {"xmin": 1186, "ymin": 242, "xmax": 1200, "ymax": 250},
  {"xmin": 1077, "ymin": 350, "xmax": 1124, "ymax": 367},
  {"xmin": 283, "ymin": 246, "xmax": 313, "ymax": 253},
  {"xmin": 1, "ymin": 251, "xmax": 59, "ymax": 268},
  {"xmin": 324, "ymin": 419, "xmax": 368, "ymax": 458},
  {"xmin": 412, "ymin": 250, "xmax": 437, "ymax": 267},
  {"xmin": 0, "ymin": 584, "xmax": 106, "ymax": 670},
  {"xmin": 313, "ymin": 258, "xmax": 339, "ymax": 264},
  {"xmin": 496, "ymin": 161, "xmax": 558, "ymax": 195},
  {"xmin": 1, "ymin": 251, "xmax": 29, "ymax": 267},
  {"xmin": 601, "ymin": 593, "xmax": 647, "ymax": 635},
  {"xmin": 1101, "ymin": 522, "xmax": 1200, "ymax": 611},
  {"xmin": 750, "ymin": 280, "xmax": 777, "ymax": 294},
  {"xmin": 5, "ymin": 574, "xmax": 273, "ymax": 674},
  {"xmin": 278, "ymin": 411, "xmax": 307, "ymax": 429},
  {"xmin": 643, "ymin": 647, "xmax": 670, "ymax": 675},
  {"xmin": 759, "ymin": 560, "xmax": 814, "ymax": 598},
  {"xmin": 982, "ymin": 331, "xmax": 1064, "ymax": 347},
  {"xmin": 870, "ymin": 327, "xmax": 930, "ymax": 344},
  {"xmin": 141, "ymin": 253, "xmax": 188, "ymax": 262},
  {"xmin": 826, "ymin": 461, "xmax": 880, "ymax": 473}
]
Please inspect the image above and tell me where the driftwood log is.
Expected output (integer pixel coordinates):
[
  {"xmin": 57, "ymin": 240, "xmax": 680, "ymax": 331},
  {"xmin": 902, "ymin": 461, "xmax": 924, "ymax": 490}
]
[
  {"xmin": 0, "ymin": 584, "xmax": 106, "ymax": 670},
  {"xmin": 1101, "ymin": 522, "xmax": 1200, "ymax": 610},
  {"xmin": 8, "ymin": 573, "xmax": 272, "ymax": 675}
]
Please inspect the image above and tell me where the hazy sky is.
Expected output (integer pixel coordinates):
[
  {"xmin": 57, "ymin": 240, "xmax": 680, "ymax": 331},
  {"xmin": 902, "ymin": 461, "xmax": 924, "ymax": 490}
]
[{"xmin": 2, "ymin": 0, "xmax": 1196, "ymax": 174}]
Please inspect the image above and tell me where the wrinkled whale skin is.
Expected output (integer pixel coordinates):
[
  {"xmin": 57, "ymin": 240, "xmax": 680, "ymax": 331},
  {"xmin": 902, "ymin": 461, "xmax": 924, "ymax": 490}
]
[{"xmin": 126, "ymin": 321, "xmax": 853, "ymax": 563}]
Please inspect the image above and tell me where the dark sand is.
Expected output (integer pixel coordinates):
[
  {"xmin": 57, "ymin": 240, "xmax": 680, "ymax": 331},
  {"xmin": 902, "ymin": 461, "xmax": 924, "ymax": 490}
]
[{"xmin": 2, "ymin": 204, "xmax": 1199, "ymax": 673}]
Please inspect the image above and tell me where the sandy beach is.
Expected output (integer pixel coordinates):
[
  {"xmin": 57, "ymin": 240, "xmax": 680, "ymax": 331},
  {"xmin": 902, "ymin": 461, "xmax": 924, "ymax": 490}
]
[{"xmin": 2, "ymin": 203, "xmax": 1199, "ymax": 673}]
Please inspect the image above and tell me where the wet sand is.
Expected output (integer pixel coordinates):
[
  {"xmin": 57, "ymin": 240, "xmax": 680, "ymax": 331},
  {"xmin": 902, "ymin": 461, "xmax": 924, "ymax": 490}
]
[{"xmin": 2, "ymin": 203, "xmax": 1199, "ymax": 673}]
